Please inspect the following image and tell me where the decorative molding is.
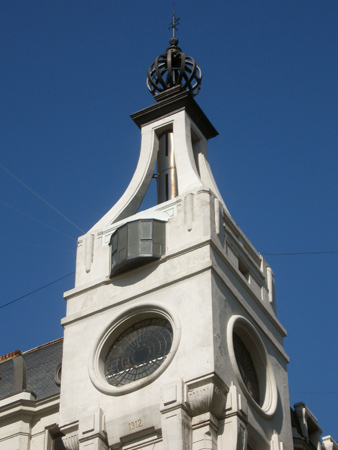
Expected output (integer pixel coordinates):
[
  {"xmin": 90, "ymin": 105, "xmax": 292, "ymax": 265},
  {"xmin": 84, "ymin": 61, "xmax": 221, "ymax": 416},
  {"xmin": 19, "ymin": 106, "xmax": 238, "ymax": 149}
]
[
  {"xmin": 88, "ymin": 303, "xmax": 181, "ymax": 396},
  {"xmin": 271, "ymin": 431, "xmax": 284, "ymax": 450},
  {"xmin": 227, "ymin": 315, "xmax": 278, "ymax": 418},
  {"xmin": 294, "ymin": 402, "xmax": 322, "ymax": 450},
  {"xmin": 214, "ymin": 197, "xmax": 220, "ymax": 235},
  {"xmin": 267, "ymin": 266, "xmax": 276, "ymax": 313},
  {"xmin": 161, "ymin": 380, "xmax": 184, "ymax": 411},
  {"xmin": 185, "ymin": 373, "xmax": 228, "ymax": 419},
  {"xmin": 322, "ymin": 436, "xmax": 338, "ymax": 450},
  {"xmin": 62, "ymin": 432, "xmax": 79, "ymax": 450},
  {"xmin": 84, "ymin": 233, "xmax": 95, "ymax": 273},
  {"xmin": 185, "ymin": 194, "xmax": 194, "ymax": 232},
  {"xmin": 78, "ymin": 407, "xmax": 107, "ymax": 445},
  {"xmin": 130, "ymin": 90, "xmax": 218, "ymax": 140},
  {"xmin": 225, "ymin": 383, "xmax": 248, "ymax": 420}
]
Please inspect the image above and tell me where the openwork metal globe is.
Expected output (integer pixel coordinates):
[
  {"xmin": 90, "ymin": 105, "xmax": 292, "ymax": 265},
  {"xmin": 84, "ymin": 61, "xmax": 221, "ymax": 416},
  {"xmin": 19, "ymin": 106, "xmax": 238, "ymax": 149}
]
[{"xmin": 147, "ymin": 37, "xmax": 202, "ymax": 97}]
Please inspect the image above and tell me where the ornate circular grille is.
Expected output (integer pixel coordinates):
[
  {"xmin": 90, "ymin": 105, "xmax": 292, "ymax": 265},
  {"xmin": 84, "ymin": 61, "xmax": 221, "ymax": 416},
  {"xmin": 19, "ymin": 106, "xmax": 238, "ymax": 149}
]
[
  {"xmin": 233, "ymin": 333, "xmax": 260, "ymax": 404},
  {"xmin": 104, "ymin": 318, "xmax": 173, "ymax": 387}
]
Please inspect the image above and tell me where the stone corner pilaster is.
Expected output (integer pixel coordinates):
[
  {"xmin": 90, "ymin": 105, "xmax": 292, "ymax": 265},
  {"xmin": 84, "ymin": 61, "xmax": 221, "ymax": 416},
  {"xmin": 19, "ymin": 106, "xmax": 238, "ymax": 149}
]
[{"xmin": 78, "ymin": 406, "xmax": 108, "ymax": 450}]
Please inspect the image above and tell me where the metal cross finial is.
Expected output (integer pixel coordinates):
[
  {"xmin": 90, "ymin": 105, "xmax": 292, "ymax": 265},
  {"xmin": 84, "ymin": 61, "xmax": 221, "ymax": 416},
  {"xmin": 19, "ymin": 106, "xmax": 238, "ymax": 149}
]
[{"xmin": 169, "ymin": 5, "xmax": 180, "ymax": 38}]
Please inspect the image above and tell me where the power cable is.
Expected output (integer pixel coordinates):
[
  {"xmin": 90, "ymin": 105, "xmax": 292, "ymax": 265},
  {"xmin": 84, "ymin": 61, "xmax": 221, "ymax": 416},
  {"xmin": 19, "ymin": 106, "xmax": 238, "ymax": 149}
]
[
  {"xmin": 0, "ymin": 163, "xmax": 85, "ymax": 234},
  {"xmin": 261, "ymin": 251, "xmax": 338, "ymax": 256},
  {"xmin": 0, "ymin": 272, "xmax": 75, "ymax": 310},
  {"xmin": 0, "ymin": 249, "xmax": 337, "ymax": 311},
  {"xmin": 290, "ymin": 391, "xmax": 338, "ymax": 395},
  {"xmin": 0, "ymin": 200, "xmax": 77, "ymax": 241},
  {"xmin": 0, "ymin": 236, "xmax": 74, "ymax": 251}
]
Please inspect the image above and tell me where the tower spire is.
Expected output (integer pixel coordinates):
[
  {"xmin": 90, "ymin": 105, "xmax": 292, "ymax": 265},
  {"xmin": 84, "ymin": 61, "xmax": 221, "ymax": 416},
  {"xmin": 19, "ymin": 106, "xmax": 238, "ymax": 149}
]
[
  {"xmin": 147, "ymin": 11, "xmax": 202, "ymax": 97},
  {"xmin": 169, "ymin": 5, "xmax": 180, "ymax": 39}
]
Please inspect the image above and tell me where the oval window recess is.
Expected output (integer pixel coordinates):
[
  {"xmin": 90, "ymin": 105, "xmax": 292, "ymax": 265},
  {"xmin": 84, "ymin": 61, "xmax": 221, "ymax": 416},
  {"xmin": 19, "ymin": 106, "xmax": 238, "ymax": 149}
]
[
  {"xmin": 227, "ymin": 315, "xmax": 278, "ymax": 418},
  {"xmin": 54, "ymin": 363, "xmax": 62, "ymax": 386},
  {"xmin": 88, "ymin": 304, "xmax": 181, "ymax": 396}
]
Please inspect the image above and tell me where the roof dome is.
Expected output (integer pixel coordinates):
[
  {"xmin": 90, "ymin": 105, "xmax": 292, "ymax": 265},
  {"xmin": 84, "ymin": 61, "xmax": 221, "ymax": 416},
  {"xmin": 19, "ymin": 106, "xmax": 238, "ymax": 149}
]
[{"xmin": 147, "ymin": 37, "xmax": 202, "ymax": 98}]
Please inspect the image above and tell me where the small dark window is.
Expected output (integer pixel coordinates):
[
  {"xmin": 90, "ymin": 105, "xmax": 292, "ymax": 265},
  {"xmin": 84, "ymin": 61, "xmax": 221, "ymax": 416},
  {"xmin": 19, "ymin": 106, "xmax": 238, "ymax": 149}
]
[
  {"xmin": 238, "ymin": 259, "xmax": 250, "ymax": 280},
  {"xmin": 49, "ymin": 430, "xmax": 65, "ymax": 450},
  {"xmin": 53, "ymin": 435, "xmax": 65, "ymax": 450}
]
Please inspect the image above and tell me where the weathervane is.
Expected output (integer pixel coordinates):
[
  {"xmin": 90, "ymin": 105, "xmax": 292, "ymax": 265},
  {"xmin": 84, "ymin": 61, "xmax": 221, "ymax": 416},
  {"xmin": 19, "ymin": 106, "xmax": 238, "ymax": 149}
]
[{"xmin": 169, "ymin": 5, "xmax": 180, "ymax": 39}]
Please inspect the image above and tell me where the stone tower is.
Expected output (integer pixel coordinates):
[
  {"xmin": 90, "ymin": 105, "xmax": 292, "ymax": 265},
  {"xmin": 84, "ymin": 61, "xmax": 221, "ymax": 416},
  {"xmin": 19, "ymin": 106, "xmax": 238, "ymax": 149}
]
[{"xmin": 59, "ymin": 30, "xmax": 293, "ymax": 450}]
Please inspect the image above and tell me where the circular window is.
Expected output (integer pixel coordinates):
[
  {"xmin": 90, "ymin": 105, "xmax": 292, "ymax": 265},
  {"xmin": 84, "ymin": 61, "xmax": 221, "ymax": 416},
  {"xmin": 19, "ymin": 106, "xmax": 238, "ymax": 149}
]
[
  {"xmin": 54, "ymin": 363, "xmax": 62, "ymax": 386},
  {"xmin": 88, "ymin": 304, "xmax": 180, "ymax": 396},
  {"xmin": 105, "ymin": 317, "xmax": 173, "ymax": 386},
  {"xmin": 227, "ymin": 315, "xmax": 277, "ymax": 418},
  {"xmin": 233, "ymin": 333, "xmax": 260, "ymax": 404}
]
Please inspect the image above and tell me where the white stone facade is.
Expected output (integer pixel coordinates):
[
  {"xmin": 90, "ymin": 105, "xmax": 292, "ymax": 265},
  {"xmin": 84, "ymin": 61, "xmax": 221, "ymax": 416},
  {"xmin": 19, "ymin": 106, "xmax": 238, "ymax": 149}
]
[
  {"xmin": 1, "ymin": 48, "xmax": 335, "ymax": 450},
  {"xmin": 58, "ymin": 95, "xmax": 293, "ymax": 450}
]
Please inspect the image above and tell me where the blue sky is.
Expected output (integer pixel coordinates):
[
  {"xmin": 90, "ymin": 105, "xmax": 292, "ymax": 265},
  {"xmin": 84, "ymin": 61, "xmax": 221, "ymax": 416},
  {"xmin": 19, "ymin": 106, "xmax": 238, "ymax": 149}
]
[{"xmin": 1, "ymin": 0, "xmax": 337, "ymax": 439}]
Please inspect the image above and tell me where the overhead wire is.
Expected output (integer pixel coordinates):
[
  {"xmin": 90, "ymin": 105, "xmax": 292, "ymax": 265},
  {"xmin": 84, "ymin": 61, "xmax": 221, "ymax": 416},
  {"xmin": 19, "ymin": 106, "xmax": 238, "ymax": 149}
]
[
  {"xmin": 0, "ymin": 236, "xmax": 74, "ymax": 251},
  {"xmin": 261, "ymin": 251, "xmax": 338, "ymax": 256},
  {"xmin": 0, "ymin": 163, "xmax": 85, "ymax": 234},
  {"xmin": 0, "ymin": 165, "xmax": 81, "ymax": 310},
  {"xmin": 0, "ymin": 200, "xmax": 77, "ymax": 241},
  {"xmin": 0, "ymin": 248, "xmax": 336, "ymax": 311},
  {"xmin": 0, "ymin": 272, "xmax": 75, "ymax": 310},
  {"xmin": 290, "ymin": 391, "xmax": 338, "ymax": 395},
  {"xmin": 0, "ymin": 163, "xmax": 336, "ymax": 309}
]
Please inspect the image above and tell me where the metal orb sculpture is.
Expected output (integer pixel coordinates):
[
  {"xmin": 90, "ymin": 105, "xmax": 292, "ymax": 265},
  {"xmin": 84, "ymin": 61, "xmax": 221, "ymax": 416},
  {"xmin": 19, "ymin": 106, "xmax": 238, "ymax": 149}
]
[{"xmin": 147, "ymin": 37, "xmax": 202, "ymax": 97}]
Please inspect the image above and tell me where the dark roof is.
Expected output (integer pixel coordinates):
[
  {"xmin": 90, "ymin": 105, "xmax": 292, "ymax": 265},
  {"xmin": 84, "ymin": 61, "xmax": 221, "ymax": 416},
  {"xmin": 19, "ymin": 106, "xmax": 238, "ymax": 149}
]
[
  {"xmin": 291, "ymin": 407, "xmax": 320, "ymax": 450},
  {"xmin": 0, "ymin": 338, "xmax": 63, "ymax": 401},
  {"xmin": 0, "ymin": 356, "xmax": 15, "ymax": 400}
]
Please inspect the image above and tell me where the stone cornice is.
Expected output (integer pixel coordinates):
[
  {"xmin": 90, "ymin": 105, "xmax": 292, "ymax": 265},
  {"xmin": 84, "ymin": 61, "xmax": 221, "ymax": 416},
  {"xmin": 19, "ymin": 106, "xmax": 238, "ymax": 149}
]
[
  {"xmin": 130, "ymin": 91, "xmax": 218, "ymax": 140},
  {"xmin": 0, "ymin": 393, "xmax": 60, "ymax": 420}
]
